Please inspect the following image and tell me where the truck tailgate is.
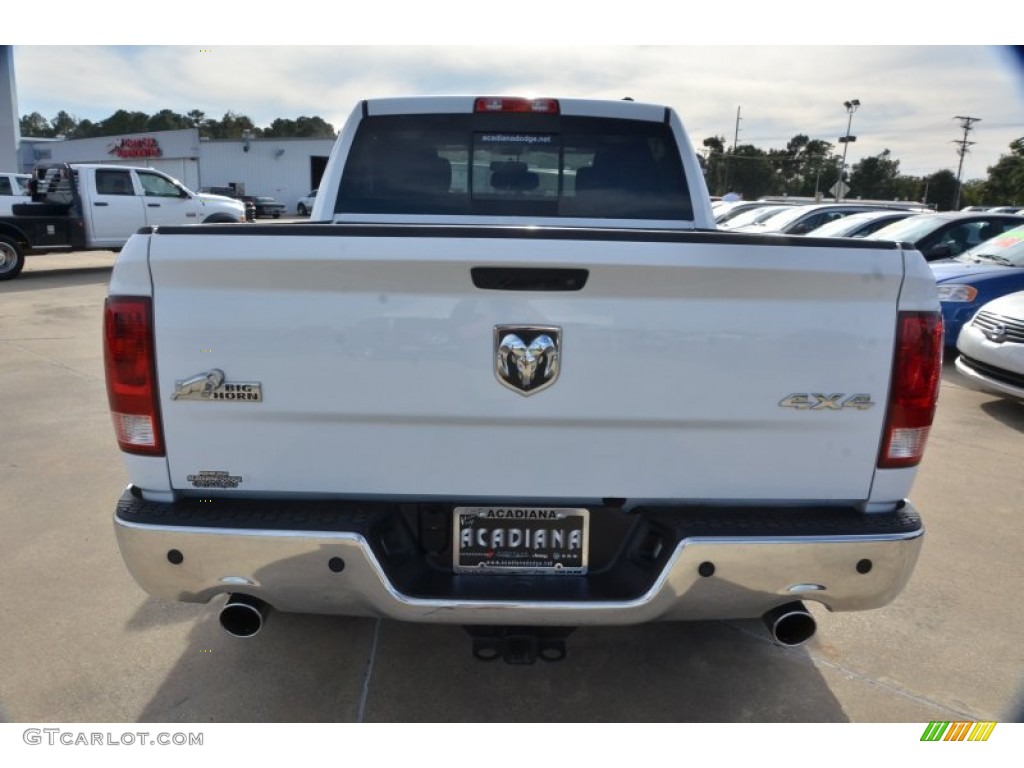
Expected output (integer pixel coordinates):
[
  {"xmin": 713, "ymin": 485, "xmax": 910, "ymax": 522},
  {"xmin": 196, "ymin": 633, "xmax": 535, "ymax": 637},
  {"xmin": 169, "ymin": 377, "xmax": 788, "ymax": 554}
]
[{"xmin": 147, "ymin": 227, "xmax": 903, "ymax": 502}]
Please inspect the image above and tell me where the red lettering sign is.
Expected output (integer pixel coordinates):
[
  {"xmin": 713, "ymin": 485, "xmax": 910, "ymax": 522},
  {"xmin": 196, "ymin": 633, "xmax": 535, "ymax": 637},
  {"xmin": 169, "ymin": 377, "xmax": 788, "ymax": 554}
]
[{"xmin": 107, "ymin": 137, "xmax": 162, "ymax": 159}]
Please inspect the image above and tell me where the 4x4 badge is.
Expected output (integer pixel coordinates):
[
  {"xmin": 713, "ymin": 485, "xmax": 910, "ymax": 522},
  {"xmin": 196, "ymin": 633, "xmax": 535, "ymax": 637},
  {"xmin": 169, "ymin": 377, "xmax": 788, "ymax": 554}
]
[
  {"xmin": 494, "ymin": 326, "xmax": 561, "ymax": 396},
  {"xmin": 172, "ymin": 369, "xmax": 263, "ymax": 402}
]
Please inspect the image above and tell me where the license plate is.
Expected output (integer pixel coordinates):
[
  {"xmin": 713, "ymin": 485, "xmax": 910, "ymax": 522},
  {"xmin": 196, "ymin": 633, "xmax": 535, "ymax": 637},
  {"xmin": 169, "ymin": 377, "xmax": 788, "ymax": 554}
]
[{"xmin": 453, "ymin": 507, "xmax": 589, "ymax": 575}]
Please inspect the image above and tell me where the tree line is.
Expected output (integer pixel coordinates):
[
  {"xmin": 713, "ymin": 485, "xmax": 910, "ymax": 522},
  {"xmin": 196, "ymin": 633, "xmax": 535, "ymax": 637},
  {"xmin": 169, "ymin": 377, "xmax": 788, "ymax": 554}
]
[
  {"xmin": 19, "ymin": 108, "xmax": 337, "ymax": 141},
  {"xmin": 700, "ymin": 134, "xmax": 1024, "ymax": 211}
]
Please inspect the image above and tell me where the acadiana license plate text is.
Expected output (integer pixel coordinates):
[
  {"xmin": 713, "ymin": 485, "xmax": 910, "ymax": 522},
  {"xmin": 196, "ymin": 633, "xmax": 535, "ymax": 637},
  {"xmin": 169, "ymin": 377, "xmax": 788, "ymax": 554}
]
[{"xmin": 453, "ymin": 507, "xmax": 589, "ymax": 574}]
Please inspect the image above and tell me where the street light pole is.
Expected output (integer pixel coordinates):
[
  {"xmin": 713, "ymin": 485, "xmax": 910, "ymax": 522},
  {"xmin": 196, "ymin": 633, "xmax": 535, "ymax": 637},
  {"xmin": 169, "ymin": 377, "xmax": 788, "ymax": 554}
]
[{"xmin": 835, "ymin": 99, "xmax": 860, "ymax": 202}]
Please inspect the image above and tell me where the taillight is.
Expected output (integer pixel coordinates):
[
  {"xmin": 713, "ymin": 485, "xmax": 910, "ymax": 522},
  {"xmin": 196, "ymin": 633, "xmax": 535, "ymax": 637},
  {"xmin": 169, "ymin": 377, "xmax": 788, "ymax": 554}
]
[
  {"xmin": 878, "ymin": 311, "xmax": 943, "ymax": 468},
  {"xmin": 474, "ymin": 97, "xmax": 560, "ymax": 114},
  {"xmin": 104, "ymin": 296, "xmax": 164, "ymax": 456}
]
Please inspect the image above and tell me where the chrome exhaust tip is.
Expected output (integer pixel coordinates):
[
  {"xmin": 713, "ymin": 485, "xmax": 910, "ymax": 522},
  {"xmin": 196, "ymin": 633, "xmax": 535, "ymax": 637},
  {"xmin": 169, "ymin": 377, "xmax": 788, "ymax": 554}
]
[
  {"xmin": 219, "ymin": 594, "xmax": 269, "ymax": 638},
  {"xmin": 762, "ymin": 601, "xmax": 817, "ymax": 647}
]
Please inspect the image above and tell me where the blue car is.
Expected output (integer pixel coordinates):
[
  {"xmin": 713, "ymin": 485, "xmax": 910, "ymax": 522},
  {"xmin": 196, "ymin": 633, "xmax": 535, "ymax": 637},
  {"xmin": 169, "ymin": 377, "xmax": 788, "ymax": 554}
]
[{"xmin": 931, "ymin": 225, "xmax": 1024, "ymax": 347}]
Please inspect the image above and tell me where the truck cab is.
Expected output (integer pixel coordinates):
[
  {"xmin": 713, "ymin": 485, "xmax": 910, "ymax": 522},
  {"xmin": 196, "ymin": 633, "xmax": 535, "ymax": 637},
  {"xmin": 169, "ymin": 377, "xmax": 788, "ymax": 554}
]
[
  {"xmin": 0, "ymin": 163, "xmax": 248, "ymax": 281},
  {"xmin": 74, "ymin": 165, "xmax": 246, "ymax": 248}
]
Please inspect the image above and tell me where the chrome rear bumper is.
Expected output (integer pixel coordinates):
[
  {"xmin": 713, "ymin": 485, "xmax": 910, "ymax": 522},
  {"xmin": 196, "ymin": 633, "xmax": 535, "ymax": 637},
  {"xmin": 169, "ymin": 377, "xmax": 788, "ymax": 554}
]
[{"xmin": 114, "ymin": 489, "xmax": 923, "ymax": 626}]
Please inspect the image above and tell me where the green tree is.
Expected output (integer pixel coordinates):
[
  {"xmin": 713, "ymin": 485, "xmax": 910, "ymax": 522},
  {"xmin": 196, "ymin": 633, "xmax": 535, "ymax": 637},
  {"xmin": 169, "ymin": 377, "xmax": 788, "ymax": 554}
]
[
  {"xmin": 71, "ymin": 119, "xmax": 99, "ymax": 139},
  {"xmin": 849, "ymin": 149, "xmax": 901, "ymax": 200},
  {"xmin": 891, "ymin": 174, "xmax": 924, "ymax": 204},
  {"xmin": 147, "ymin": 109, "xmax": 191, "ymax": 132},
  {"xmin": 262, "ymin": 116, "xmax": 336, "ymax": 139},
  {"xmin": 51, "ymin": 110, "xmax": 78, "ymax": 138},
  {"xmin": 262, "ymin": 118, "xmax": 297, "ymax": 138},
  {"xmin": 777, "ymin": 134, "xmax": 808, "ymax": 193},
  {"xmin": 958, "ymin": 178, "xmax": 987, "ymax": 209},
  {"xmin": 797, "ymin": 140, "xmax": 836, "ymax": 198},
  {"xmin": 20, "ymin": 111, "xmax": 52, "ymax": 137},
  {"xmin": 206, "ymin": 111, "xmax": 259, "ymax": 139},
  {"xmin": 294, "ymin": 115, "xmax": 336, "ymax": 138},
  {"xmin": 981, "ymin": 138, "xmax": 1024, "ymax": 205},
  {"xmin": 702, "ymin": 136, "xmax": 726, "ymax": 195},
  {"xmin": 924, "ymin": 170, "xmax": 962, "ymax": 210},
  {"xmin": 727, "ymin": 145, "xmax": 775, "ymax": 200},
  {"xmin": 99, "ymin": 110, "xmax": 150, "ymax": 135}
]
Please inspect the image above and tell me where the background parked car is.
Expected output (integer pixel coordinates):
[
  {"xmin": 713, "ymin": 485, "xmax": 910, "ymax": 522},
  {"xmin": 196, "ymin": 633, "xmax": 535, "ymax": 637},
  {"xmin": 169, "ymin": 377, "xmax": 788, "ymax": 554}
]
[
  {"xmin": 714, "ymin": 199, "xmax": 800, "ymax": 225},
  {"xmin": 199, "ymin": 186, "xmax": 255, "ymax": 221},
  {"xmin": 243, "ymin": 196, "xmax": 286, "ymax": 219},
  {"xmin": 297, "ymin": 189, "xmax": 317, "ymax": 216},
  {"xmin": 717, "ymin": 204, "xmax": 795, "ymax": 230},
  {"xmin": 804, "ymin": 209, "xmax": 918, "ymax": 239},
  {"xmin": 930, "ymin": 224, "xmax": 1024, "ymax": 347},
  {"xmin": 954, "ymin": 289, "xmax": 1024, "ymax": 402},
  {"xmin": 733, "ymin": 203, "xmax": 921, "ymax": 236},
  {"xmin": 865, "ymin": 212, "xmax": 1022, "ymax": 261}
]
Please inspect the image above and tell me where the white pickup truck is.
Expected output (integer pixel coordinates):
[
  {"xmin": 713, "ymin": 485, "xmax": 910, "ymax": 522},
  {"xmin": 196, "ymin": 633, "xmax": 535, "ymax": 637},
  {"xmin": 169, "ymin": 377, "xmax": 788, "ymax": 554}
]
[
  {"xmin": 0, "ymin": 171, "xmax": 31, "ymax": 216},
  {"xmin": 105, "ymin": 96, "xmax": 942, "ymax": 662},
  {"xmin": 0, "ymin": 163, "xmax": 247, "ymax": 280}
]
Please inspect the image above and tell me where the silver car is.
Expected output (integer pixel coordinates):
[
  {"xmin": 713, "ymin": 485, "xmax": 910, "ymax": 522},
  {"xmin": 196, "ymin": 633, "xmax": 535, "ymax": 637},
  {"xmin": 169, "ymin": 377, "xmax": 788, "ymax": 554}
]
[
  {"xmin": 296, "ymin": 189, "xmax": 317, "ymax": 216},
  {"xmin": 734, "ymin": 203, "xmax": 920, "ymax": 236},
  {"xmin": 955, "ymin": 290, "xmax": 1024, "ymax": 402},
  {"xmin": 804, "ymin": 209, "xmax": 918, "ymax": 238}
]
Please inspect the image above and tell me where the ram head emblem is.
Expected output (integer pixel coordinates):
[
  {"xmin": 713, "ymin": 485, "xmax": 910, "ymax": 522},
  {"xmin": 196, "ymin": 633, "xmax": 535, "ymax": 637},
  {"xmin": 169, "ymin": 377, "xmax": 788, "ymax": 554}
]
[
  {"xmin": 172, "ymin": 369, "xmax": 225, "ymax": 400},
  {"xmin": 495, "ymin": 326, "xmax": 561, "ymax": 396}
]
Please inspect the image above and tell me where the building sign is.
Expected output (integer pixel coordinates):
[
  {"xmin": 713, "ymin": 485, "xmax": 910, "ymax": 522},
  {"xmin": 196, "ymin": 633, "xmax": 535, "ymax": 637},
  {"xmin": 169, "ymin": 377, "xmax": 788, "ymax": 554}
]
[{"xmin": 107, "ymin": 137, "xmax": 162, "ymax": 159}]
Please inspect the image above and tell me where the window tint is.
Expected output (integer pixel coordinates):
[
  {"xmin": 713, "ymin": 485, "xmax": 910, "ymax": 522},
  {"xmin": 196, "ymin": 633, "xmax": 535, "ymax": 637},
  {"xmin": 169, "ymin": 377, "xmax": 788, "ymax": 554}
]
[
  {"xmin": 137, "ymin": 171, "xmax": 181, "ymax": 198},
  {"xmin": 337, "ymin": 114, "xmax": 692, "ymax": 220},
  {"xmin": 0, "ymin": 177, "xmax": 11, "ymax": 196},
  {"xmin": 96, "ymin": 170, "xmax": 134, "ymax": 196},
  {"xmin": 867, "ymin": 214, "xmax": 941, "ymax": 242}
]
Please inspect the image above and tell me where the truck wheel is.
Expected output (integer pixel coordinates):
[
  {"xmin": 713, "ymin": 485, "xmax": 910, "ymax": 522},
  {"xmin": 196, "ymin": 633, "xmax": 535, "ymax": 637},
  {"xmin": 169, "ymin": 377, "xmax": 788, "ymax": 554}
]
[
  {"xmin": 0, "ymin": 236, "xmax": 26, "ymax": 281},
  {"xmin": 297, "ymin": 204, "xmax": 308, "ymax": 216}
]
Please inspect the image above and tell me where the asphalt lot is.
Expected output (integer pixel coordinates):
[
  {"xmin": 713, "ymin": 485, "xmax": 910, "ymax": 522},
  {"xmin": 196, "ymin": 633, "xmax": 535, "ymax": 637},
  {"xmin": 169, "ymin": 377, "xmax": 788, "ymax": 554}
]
[{"xmin": 1, "ymin": 248, "xmax": 1022, "ymax": 724}]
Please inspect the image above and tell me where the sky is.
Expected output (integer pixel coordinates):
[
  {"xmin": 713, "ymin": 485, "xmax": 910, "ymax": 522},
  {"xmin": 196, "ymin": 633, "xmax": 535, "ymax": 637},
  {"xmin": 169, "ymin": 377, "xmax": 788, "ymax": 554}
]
[{"xmin": 7, "ymin": 22, "xmax": 1024, "ymax": 185}]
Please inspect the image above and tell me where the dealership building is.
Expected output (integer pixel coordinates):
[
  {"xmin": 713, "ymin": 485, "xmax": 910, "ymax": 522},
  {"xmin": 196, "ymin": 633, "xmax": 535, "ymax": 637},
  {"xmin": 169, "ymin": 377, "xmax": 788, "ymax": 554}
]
[
  {"xmin": 1, "ymin": 46, "xmax": 334, "ymax": 214},
  {"xmin": 16, "ymin": 128, "xmax": 335, "ymax": 214}
]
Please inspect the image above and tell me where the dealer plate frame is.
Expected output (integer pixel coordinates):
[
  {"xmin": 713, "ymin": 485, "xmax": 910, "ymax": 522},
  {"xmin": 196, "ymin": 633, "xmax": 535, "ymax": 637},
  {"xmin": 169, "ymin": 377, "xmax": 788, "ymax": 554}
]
[{"xmin": 453, "ymin": 506, "xmax": 590, "ymax": 575}]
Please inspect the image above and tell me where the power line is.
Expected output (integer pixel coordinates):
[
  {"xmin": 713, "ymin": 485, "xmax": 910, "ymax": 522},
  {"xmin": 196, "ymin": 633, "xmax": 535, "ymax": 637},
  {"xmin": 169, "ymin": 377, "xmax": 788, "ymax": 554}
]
[{"xmin": 952, "ymin": 115, "xmax": 981, "ymax": 209}]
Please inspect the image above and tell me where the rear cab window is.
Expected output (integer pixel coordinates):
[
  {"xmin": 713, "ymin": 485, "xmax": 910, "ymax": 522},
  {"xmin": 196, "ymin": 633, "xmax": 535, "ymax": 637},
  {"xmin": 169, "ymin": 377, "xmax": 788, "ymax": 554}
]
[
  {"xmin": 95, "ymin": 169, "xmax": 135, "ymax": 196},
  {"xmin": 337, "ymin": 112, "xmax": 693, "ymax": 221}
]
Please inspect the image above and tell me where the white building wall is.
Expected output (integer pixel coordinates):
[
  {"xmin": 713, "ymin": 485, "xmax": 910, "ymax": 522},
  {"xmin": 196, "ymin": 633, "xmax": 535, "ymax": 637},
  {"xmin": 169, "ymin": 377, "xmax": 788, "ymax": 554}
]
[
  {"xmin": 198, "ymin": 137, "xmax": 333, "ymax": 212},
  {"xmin": 21, "ymin": 129, "xmax": 203, "ymax": 190},
  {"xmin": 17, "ymin": 129, "xmax": 335, "ymax": 213}
]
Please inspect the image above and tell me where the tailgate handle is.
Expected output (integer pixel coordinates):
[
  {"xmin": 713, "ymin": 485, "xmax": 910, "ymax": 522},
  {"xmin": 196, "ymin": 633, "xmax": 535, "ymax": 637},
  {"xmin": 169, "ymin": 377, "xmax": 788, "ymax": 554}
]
[{"xmin": 471, "ymin": 267, "xmax": 588, "ymax": 292}]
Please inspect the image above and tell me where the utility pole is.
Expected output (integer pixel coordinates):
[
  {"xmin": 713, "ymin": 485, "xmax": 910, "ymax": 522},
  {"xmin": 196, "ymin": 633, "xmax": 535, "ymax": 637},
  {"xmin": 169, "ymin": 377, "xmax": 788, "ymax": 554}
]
[
  {"xmin": 724, "ymin": 106, "xmax": 741, "ymax": 194},
  {"xmin": 952, "ymin": 116, "xmax": 980, "ymax": 210}
]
